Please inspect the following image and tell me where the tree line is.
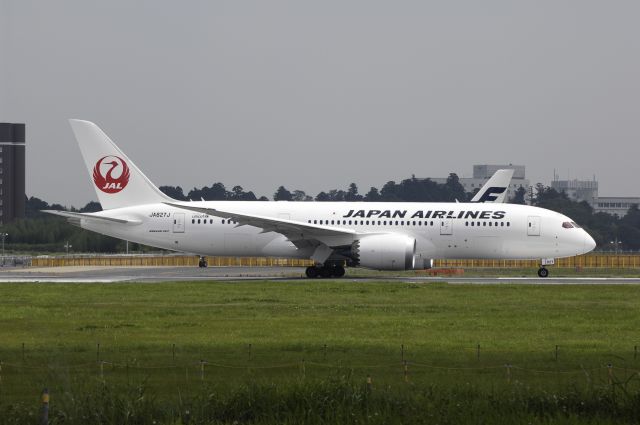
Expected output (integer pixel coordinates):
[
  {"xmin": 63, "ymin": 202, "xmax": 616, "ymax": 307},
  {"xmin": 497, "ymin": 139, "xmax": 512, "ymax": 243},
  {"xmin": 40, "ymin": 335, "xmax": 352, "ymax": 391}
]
[{"xmin": 1, "ymin": 174, "xmax": 637, "ymax": 253}]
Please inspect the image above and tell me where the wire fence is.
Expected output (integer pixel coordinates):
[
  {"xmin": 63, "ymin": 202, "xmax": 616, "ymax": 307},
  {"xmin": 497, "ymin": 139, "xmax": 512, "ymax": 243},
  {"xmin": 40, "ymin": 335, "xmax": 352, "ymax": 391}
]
[
  {"xmin": 24, "ymin": 253, "xmax": 640, "ymax": 269},
  {"xmin": 2, "ymin": 343, "xmax": 640, "ymax": 386}
]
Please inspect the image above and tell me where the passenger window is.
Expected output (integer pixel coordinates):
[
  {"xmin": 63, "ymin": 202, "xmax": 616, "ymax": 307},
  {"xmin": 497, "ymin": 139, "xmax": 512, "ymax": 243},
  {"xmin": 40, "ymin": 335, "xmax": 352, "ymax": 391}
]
[
  {"xmin": 507, "ymin": 222, "xmax": 510, "ymax": 227},
  {"xmin": 192, "ymin": 219, "xmax": 195, "ymax": 224},
  {"xmin": 430, "ymin": 221, "xmax": 434, "ymax": 226},
  {"xmin": 349, "ymin": 220, "xmax": 352, "ymax": 225},
  {"xmin": 314, "ymin": 220, "xmax": 317, "ymax": 224}
]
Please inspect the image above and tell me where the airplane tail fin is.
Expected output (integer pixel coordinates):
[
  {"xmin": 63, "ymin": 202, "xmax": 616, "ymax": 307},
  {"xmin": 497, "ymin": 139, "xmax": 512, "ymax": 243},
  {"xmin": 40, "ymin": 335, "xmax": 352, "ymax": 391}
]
[
  {"xmin": 470, "ymin": 169, "xmax": 515, "ymax": 203},
  {"xmin": 69, "ymin": 119, "xmax": 172, "ymax": 210}
]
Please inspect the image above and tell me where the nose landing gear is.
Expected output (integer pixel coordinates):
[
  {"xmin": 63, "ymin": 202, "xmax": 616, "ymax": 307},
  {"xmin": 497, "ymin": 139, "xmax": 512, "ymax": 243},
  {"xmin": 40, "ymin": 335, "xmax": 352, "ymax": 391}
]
[{"xmin": 537, "ymin": 258, "xmax": 554, "ymax": 278}]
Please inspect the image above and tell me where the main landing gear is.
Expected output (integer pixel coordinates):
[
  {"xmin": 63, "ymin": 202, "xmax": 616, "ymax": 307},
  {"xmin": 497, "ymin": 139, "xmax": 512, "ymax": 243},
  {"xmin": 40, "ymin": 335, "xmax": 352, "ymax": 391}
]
[
  {"xmin": 537, "ymin": 267, "xmax": 549, "ymax": 278},
  {"xmin": 198, "ymin": 256, "xmax": 208, "ymax": 268},
  {"xmin": 305, "ymin": 264, "xmax": 346, "ymax": 278}
]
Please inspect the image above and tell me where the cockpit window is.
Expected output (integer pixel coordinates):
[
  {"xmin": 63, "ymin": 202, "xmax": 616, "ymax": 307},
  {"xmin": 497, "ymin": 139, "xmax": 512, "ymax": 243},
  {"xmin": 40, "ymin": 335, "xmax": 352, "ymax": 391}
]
[
  {"xmin": 571, "ymin": 222, "xmax": 582, "ymax": 228},
  {"xmin": 562, "ymin": 222, "xmax": 574, "ymax": 229}
]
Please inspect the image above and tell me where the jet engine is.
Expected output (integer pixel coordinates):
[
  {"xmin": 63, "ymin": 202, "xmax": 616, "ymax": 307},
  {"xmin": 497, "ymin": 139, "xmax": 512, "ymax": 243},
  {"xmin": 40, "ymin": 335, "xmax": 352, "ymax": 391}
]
[{"xmin": 351, "ymin": 234, "xmax": 416, "ymax": 270}]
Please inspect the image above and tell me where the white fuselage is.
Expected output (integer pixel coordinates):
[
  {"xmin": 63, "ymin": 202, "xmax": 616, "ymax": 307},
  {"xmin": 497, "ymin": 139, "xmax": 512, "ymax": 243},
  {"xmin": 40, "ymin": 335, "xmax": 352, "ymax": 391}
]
[{"xmin": 82, "ymin": 201, "xmax": 595, "ymax": 262}]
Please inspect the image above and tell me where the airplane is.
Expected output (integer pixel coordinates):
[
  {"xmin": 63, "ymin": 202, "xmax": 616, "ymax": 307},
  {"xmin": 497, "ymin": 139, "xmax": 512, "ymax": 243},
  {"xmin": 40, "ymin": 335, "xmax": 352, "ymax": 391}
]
[{"xmin": 45, "ymin": 120, "xmax": 596, "ymax": 278}]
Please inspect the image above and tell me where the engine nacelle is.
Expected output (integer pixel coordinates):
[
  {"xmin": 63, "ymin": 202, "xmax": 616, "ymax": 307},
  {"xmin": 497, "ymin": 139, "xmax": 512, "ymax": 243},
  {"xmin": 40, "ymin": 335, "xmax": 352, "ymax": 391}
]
[
  {"xmin": 352, "ymin": 234, "xmax": 416, "ymax": 270},
  {"xmin": 413, "ymin": 255, "xmax": 434, "ymax": 270}
]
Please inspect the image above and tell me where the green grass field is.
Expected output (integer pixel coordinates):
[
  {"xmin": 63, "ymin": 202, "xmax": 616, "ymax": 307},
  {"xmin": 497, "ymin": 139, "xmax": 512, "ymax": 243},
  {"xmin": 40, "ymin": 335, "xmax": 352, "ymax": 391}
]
[{"xmin": 1, "ymin": 279, "xmax": 640, "ymax": 424}]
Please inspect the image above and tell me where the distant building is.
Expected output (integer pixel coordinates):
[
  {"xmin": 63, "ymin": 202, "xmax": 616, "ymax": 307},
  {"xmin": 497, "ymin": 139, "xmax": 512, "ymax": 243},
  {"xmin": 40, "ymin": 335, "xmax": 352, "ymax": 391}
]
[
  {"xmin": 549, "ymin": 176, "xmax": 640, "ymax": 217},
  {"xmin": 550, "ymin": 178, "xmax": 598, "ymax": 204},
  {"xmin": 593, "ymin": 197, "xmax": 640, "ymax": 217},
  {"xmin": 426, "ymin": 164, "xmax": 529, "ymax": 201},
  {"xmin": 0, "ymin": 123, "xmax": 26, "ymax": 224}
]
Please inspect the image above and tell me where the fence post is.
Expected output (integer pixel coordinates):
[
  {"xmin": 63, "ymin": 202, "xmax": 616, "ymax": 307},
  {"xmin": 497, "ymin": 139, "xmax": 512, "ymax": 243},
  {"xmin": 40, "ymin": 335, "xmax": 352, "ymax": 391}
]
[
  {"xmin": 477, "ymin": 344, "xmax": 480, "ymax": 361},
  {"xmin": 248, "ymin": 344, "xmax": 252, "ymax": 361},
  {"xmin": 40, "ymin": 388, "xmax": 49, "ymax": 425},
  {"xmin": 172, "ymin": 344, "xmax": 176, "ymax": 363},
  {"xmin": 401, "ymin": 344, "xmax": 404, "ymax": 362},
  {"xmin": 97, "ymin": 343, "xmax": 100, "ymax": 363},
  {"xmin": 100, "ymin": 361, "xmax": 104, "ymax": 382},
  {"xmin": 403, "ymin": 360, "xmax": 409, "ymax": 382},
  {"xmin": 506, "ymin": 364, "xmax": 512, "ymax": 384},
  {"xmin": 608, "ymin": 363, "xmax": 613, "ymax": 385},
  {"xmin": 323, "ymin": 344, "xmax": 327, "ymax": 361},
  {"xmin": 200, "ymin": 360, "xmax": 205, "ymax": 381}
]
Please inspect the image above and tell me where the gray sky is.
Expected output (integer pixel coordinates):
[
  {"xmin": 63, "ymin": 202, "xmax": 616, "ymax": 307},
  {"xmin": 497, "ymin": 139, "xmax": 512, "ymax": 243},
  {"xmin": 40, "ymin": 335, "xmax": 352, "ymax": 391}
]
[{"xmin": 1, "ymin": 0, "xmax": 639, "ymax": 207}]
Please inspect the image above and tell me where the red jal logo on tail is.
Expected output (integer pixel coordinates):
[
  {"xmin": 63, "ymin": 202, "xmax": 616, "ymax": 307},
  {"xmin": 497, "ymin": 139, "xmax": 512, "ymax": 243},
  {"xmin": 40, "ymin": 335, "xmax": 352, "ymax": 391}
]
[{"xmin": 93, "ymin": 156, "xmax": 130, "ymax": 193}]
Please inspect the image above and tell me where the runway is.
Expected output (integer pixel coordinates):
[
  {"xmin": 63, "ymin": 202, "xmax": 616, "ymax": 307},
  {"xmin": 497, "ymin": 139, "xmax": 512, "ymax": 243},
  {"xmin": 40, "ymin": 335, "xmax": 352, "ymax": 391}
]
[{"xmin": 0, "ymin": 265, "xmax": 639, "ymax": 284}]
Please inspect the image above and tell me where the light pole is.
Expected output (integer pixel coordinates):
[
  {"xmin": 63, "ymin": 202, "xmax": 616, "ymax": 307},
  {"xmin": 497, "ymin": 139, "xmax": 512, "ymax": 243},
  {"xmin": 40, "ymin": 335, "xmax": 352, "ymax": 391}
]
[{"xmin": 1, "ymin": 233, "xmax": 7, "ymax": 257}]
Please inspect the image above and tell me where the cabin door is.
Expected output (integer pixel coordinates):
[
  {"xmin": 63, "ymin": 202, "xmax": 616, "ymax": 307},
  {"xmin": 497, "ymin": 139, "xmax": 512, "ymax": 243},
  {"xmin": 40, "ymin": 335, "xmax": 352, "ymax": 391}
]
[
  {"xmin": 440, "ymin": 219, "xmax": 453, "ymax": 235},
  {"xmin": 527, "ymin": 216, "xmax": 540, "ymax": 236},
  {"xmin": 173, "ymin": 213, "xmax": 185, "ymax": 233}
]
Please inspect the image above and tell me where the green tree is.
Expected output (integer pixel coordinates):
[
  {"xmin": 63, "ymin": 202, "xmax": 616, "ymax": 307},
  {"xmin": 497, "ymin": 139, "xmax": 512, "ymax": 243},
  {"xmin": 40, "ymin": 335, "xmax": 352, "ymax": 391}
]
[
  {"xmin": 511, "ymin": 186, "xmax": 527, "ymax": 204},
  {"xmin": 345, "ymin": 183, "xmax": 363, "ymax": 201},
  {"xmin": 364, "ymin": 187, "xmax": 381, "ymax": 201},
  {"xmin": 274, "ymin": 186, "xmax": 293, "ymax": 201}
]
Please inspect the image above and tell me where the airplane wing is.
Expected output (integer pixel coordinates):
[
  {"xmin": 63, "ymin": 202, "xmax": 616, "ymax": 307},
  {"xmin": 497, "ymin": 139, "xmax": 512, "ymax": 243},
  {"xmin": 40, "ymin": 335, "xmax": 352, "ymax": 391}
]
[
  {"xmin": 42, "ymin": 210, "xmax": 142, "ymax": 226},
  {"xmin": 164, "ymin": 202, "xmax": 359, "ymax": 258},
  {"xmin": 470, "ymin": 169, "xmax": 515, "ymax": 203}
]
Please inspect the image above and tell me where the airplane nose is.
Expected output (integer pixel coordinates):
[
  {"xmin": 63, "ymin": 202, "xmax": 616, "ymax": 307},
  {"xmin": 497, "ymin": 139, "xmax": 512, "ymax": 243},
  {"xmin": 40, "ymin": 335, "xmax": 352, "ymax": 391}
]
[{"xmin": 584, "ymin": 232, "xmax": 596, "ymax": 253}]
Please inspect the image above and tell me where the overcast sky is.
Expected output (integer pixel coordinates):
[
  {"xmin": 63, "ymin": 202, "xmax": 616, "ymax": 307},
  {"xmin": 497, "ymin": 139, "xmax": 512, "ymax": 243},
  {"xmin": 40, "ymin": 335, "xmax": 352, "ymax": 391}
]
[{"xmin": 1, "ymin": 0, "xmax": 639, "ymax": 207}]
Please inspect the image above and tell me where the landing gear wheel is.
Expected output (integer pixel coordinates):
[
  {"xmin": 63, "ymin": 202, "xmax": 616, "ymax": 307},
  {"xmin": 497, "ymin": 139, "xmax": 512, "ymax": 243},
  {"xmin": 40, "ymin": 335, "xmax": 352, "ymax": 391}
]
[
  {"xmin": 537, "ymin": 267, "xmax": 548, "ymax": 278},
  {"xmin": 333, "ymin": 265, "xmax": 346, "ymax": 278},
  {"xmin": 320, "ymin": 266, "xmax": 334, "ymax": 278},
  {"xmin": 198, "ymin": 257, "xmax": 208, "ymax": 268},
  {"xmin": 305, "ymin": 266, "xmax": 319, "ymax": 278}
]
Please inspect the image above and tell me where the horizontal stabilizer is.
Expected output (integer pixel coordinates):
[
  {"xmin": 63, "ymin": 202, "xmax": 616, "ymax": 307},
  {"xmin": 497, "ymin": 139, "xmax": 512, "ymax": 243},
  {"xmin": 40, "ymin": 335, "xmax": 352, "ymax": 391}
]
[{"xmin": 42, "ymin": 210, "xmax": 141, "ymax": 226}]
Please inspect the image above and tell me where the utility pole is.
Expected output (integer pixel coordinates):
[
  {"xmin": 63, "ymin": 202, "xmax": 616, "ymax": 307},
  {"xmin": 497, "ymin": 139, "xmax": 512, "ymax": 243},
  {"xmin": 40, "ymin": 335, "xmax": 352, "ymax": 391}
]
[{"xmin": 0, "ymin": 233, "xmax": 7, "ymax": 257}]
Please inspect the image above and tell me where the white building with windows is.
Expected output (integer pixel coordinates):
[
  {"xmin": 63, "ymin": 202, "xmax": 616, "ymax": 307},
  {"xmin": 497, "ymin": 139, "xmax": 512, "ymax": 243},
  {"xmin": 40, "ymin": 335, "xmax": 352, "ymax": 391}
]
[
  {"xmin": 549, "ymin": 177, "xmax": 639, "ymax": 217},
  {"xmin": 593, "ymin": 197, "xmax": 640, "ymax": 217},
  {"xmin": 550, "ymin": 179, "xmax": 598, "ymax": 204}
]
